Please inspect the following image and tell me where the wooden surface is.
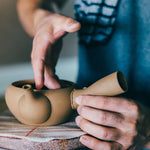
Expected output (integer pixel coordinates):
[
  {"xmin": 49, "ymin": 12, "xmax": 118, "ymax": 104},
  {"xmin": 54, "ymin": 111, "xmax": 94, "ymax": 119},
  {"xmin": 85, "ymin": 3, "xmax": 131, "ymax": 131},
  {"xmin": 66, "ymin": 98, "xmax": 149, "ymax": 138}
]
[{"xmin": 0, "ymin": 100, "xmax": 85, "ymax": 150}]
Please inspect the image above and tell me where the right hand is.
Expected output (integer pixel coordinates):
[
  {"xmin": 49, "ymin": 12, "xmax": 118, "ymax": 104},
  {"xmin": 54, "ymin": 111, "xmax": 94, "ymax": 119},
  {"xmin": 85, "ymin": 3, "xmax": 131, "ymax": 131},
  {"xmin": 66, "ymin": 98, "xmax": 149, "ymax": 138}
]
[{"xmin": 31, "ymin": 9, "xmax": 81, "ymax": 89}]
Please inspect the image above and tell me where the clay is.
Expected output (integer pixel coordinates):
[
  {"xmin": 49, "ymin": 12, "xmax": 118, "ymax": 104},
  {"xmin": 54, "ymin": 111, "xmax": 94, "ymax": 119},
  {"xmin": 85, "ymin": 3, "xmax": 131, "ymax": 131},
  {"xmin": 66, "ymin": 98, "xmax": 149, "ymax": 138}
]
[{"xmin": 5, "ymin": 71, "xmax": 128, "ymax": 126}]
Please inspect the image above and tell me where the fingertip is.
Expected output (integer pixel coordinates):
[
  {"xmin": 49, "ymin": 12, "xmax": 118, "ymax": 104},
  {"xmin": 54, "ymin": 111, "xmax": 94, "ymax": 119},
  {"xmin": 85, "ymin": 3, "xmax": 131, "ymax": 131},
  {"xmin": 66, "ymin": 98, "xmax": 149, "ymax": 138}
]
[
  {"xmin": 35, "ymin": 78, "xmax": 44, "ymax": 89},
  {"xmin": 44, "ymin": 78, "xmax": 61, "ymax": 89},
  {"xmin": 75, "ymin": 115, "xmax": 82, "ymax": 126},
  {"xmin": 65, "ymin": 20, "xmax": 81, "ymax": 32},
  {"xmin": 34, "ymin": 71, "xmax": 44, "ymax": 89},
  {"xmin": 32, "ymin": 60, "xmax": 44, "ymax": 89},
  {"xmin": 80, "ymin": 135, "xmax": 89, "ymax": 146},
  {"xmin": 35, "ymin": 83, "xmax": 43, "ymax": 89}
]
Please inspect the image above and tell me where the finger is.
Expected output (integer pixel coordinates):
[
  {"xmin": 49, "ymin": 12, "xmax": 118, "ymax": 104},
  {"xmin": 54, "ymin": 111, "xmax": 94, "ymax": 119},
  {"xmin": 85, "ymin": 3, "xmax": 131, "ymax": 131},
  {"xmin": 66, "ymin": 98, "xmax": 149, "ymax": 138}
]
[
  {"xmin": 79, "ymin": 135, "xmax": 123, "ymax": 150},
  {"xmin": 76, "ymin": 116, "xmax": 121, "ymax": 142},
  {"xmin": 77, "ymin": 106, "xmax": 138, "ymax": 147},
  {"xmin": 32, "ymin": 59, "xmax": 44, "ymax": 89},
  {"xmin": 44, "ymin": 65, "xmax": 61, "ymax": 89},
  {"xmin": 63, "ymin": 17, "xmax": 81, "ymax": 32},
  {"xmin": 75, "ymin": 95, "xmax": 138, "ymax": 116},
  {"xmin": 31, "ymin": 31, "xmax": 54, "ymax": 89},
  {"xmin": 31, "ymin": 35, "xmax": 43, "ymax": 88},
  {"xmin": 77, "ymin": 106, "xmax": 123, "ymax": 128},
  {"xmin": 52, "ymin": 15, "xmax": 81, "ymax": 37}
]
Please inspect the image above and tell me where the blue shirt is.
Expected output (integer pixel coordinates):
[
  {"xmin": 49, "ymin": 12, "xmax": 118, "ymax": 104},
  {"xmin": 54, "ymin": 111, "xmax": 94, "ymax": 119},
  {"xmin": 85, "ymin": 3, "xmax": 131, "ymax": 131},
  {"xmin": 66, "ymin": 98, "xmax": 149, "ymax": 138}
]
[{"xmin": 75, "ymin": 0, "xmax": 150, "ymax": 106}]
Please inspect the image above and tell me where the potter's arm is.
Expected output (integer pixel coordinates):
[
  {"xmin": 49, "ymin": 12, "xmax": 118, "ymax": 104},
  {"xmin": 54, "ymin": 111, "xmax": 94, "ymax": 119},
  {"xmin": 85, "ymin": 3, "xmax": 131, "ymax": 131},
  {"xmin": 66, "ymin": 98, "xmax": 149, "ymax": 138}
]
[
  {"xmin": 17, "ymin": 0, "xmax": 67, "ymax": 36},
  {"xmin": 17, "ymin": 0, "xmax": 81, "ymax": 89}
]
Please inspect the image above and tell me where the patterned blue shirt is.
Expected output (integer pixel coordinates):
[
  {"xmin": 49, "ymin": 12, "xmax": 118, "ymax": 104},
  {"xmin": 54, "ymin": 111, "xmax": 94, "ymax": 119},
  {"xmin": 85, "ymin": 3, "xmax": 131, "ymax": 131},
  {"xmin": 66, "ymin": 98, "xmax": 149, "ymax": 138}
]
[
  {"xmin": 74, "ymin": 0, "xmax": 120, "ymax": 43},
  {"xmin": 75, "ymin": 0, "xmax": 150, "ymax": 106}
]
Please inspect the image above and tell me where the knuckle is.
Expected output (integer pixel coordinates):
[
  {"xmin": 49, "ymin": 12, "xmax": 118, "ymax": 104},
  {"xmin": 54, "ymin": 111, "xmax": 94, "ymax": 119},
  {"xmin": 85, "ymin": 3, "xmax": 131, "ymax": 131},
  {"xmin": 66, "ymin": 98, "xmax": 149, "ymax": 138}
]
[
  {"xmin": 112, "ymin": 114, "xmax": 122, "ymax": 124},
  {"xmin": 101, "ymin": 97, "xmax": 109, "ymax": 107},
  {"xmin": 101, "ymin": 128, "xmax": 120, "ymax": 141},
  {"xmin": 101, "ymin": 129, "xmax": 109, "ymax": 140},
  {"xmin": 130, "ymin": 121, "xmax": 137, "ymax": 131},
  {"xmin": 130, "ymin": 103, "xmax": 139, "ymax": 116},
  {"xmin": 99, "ymin": 112, "xmax": 107, "ymax": 123}
]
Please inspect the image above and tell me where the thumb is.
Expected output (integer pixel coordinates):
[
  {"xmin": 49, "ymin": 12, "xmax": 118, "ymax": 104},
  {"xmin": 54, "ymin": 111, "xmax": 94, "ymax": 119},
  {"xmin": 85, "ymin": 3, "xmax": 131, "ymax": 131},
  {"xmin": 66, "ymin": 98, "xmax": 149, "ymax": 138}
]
[
  {"xmin": 53, "ymin": 17, "xmax": 81, "ymax": 40},
  {"xmin": 63, "ymin": 17, "xmax": 81, "ymax": 33}
]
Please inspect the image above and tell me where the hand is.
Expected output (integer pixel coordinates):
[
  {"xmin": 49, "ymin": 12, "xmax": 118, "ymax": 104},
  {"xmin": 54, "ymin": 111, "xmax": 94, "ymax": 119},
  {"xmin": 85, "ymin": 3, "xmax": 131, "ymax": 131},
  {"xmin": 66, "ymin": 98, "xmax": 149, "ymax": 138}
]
[
  {"xmin": 31, "ymin": 9, "xmax": 81, "ymax": 89},
  {"xmin": 75, "ymin": 95, "xmax": 150, "ymax": 150}
]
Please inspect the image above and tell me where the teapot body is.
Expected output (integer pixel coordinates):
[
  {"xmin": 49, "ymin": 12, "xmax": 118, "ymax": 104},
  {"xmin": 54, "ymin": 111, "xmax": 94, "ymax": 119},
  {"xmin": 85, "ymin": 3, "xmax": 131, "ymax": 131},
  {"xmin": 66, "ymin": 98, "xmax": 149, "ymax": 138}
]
[{"xmin": 5, "ymin": 79, "xmax": 76, "ymax": 126}]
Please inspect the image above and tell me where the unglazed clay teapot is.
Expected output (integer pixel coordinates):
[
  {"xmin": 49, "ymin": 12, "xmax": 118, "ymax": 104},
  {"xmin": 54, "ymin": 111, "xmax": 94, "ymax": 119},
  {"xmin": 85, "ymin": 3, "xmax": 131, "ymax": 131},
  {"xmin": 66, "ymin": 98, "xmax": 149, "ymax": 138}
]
[{"xmin": 5, "ymin": 71, "xmax": 128, "ymax": 126}]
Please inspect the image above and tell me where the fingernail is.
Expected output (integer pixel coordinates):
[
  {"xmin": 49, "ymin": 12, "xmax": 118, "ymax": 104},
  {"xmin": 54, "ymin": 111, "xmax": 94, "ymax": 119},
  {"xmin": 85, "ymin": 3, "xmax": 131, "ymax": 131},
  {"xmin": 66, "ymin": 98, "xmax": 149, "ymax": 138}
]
[
  {"xmin": 67, "ymin": 21, "xmax": 80, "ymax": 29},
  {"xmin": 75, "ymin": 116, "xmax": 81, "ymax": 126},
  {"xmin": 35, "ymin": 81, "xmax": 43, "ymax": 89},
  {"xmin": 80, "ymin": 136, "xmax": 89, "ymax": 145},
  {"xmin": 75, "ymin": 96, "xmax": 82, "ymax": 105},
  {"xmin": 36, "ymin": 84, "xmax": 41, "ymax": 89}
]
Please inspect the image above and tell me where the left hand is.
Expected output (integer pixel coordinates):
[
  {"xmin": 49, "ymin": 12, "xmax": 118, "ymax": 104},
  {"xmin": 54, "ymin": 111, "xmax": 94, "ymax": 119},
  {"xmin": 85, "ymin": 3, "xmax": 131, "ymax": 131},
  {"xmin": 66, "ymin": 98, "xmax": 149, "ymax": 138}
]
[{"xmin": 75, "ymin": 96, "xmax": 150, "ymax": 150}]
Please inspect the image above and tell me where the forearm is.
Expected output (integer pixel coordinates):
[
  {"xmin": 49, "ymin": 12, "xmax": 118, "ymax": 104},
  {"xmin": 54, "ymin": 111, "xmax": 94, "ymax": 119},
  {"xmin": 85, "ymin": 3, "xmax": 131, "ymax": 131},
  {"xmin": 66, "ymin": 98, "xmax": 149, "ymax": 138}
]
[{"xmin": 17, "ymin": 0, "xmax": 42, "ymax": 36}]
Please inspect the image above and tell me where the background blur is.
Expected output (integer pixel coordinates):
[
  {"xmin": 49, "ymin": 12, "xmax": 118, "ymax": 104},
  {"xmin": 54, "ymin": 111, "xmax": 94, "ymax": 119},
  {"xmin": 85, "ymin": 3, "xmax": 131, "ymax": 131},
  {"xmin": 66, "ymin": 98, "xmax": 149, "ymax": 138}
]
[{"xmin": 0, "ymin": 0, "xmax": 78, "ymax": 96}]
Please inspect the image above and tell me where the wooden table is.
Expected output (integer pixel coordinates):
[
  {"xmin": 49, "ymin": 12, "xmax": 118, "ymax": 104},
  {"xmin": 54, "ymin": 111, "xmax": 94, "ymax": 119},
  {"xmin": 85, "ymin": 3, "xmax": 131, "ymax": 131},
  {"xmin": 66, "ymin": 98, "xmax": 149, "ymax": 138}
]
[{"xmin": 0, "ymin": 110, "xmax": 85, "ymax": 150}]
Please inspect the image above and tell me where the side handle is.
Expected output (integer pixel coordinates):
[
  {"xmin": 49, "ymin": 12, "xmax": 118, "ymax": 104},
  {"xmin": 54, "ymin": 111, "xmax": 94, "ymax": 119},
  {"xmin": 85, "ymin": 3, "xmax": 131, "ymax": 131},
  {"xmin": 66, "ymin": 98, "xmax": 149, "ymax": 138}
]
[{"xmin": 71, "ymin": 71, "xmax": 128, "ymax": 109}]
